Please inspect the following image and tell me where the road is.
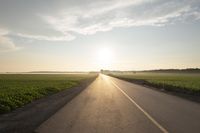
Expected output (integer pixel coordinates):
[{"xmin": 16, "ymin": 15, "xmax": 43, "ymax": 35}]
[{"xmin": 36, "ymin": 74, "xmax": 200, "ymax": 133}]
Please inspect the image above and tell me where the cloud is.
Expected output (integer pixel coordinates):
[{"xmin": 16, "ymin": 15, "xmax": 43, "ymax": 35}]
[
  {"xmin": 0, "ymin": 0, "xmax": 200, "ymax": 42},
  {"xmin": 0, "ymin": 35, "xmax": 20, "ymax": 52},
  {"xmin": 41, "ymin": 0, "xmax": 200, "ymax": 38},
  {"xmin": 0, "ymin": 28, "xmax": 9, "ymax": 35},
  {"xmin": 17, "ymin": 33, "xmax": 75, "ymax": 41},
  {"xmin": 0, "ymin": 29, "xmax": 20, "ymax": 52}
]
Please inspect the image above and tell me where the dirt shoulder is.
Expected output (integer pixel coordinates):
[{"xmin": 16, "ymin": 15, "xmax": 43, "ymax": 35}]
[{"xmin": 0, "ymin": 77, "xmax": 97, "ymax": 133}]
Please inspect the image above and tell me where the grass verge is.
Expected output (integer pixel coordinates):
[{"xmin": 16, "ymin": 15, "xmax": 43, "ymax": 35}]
[
  {"xmin": 0, "ymin": 73, "xmax": 97, "ymax": 114},
  {"xmin": 108, "ymin": 72, "xmax": 200, "ymax": 96}
]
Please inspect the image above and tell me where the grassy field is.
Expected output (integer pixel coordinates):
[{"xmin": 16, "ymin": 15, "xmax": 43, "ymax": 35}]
[
  {"xmin": 108, "ymin": 72, "xmax": 200, "ymax": 94},
  {"xmin": 0, "ymin": 73, "xmax": 97, "ymax": 113}
]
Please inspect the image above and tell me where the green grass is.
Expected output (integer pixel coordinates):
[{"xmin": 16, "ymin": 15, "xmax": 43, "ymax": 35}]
[
  {"xmin": 0, "ymin": 73, "xmax": 97, "ymax": 113},
  {"xmin": 109, "ymin": 72, "xmax": 200, "ymax": 94}
]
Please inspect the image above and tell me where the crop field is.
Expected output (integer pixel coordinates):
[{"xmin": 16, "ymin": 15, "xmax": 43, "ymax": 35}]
[
  {"xmin": 0, "ymin": 73, "xmax": 97, "ymax": 113},
  {"xmin": 109, "ymin": 72, "xmax": 200, "ymax": 94}
]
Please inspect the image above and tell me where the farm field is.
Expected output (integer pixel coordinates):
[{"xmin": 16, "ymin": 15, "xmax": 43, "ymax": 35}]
[
  {"xmin": 108, "ymin": 72, "xmax": 200, "ymax": 94},
  {"xmin": 0, "ymin": 73, "xmax": 97, "ymax": 113}
]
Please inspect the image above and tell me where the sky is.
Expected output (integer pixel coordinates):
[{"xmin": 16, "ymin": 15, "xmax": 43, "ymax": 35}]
[{"xmin": 0, "ymin": 0, "xmax": 200, "ymax": 72}]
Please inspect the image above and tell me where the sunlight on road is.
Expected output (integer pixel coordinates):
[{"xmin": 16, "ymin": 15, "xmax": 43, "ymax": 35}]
[
  {"xmin": 99, "ymin": 74, "xmax": 112, "ymax": 85},
  {"xmin": 100, "ymin": 73, "xmax": 108, "ymax": 80}
]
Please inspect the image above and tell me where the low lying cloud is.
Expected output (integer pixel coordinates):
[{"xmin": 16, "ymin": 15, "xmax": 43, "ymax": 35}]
[{"xmin": 0, "ymin": 0, "xmax": 200, "ymax": 45}]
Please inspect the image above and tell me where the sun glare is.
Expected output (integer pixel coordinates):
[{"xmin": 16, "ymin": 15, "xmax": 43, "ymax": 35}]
[{"xmin": 97, "ymin": 48, "xmax": 113, "ymax": 69}]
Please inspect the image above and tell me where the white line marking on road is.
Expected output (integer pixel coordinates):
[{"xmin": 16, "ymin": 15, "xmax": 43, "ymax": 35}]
[{"xmin": 110, "ymin": 79, "xmax": 169, "ymax": 133}]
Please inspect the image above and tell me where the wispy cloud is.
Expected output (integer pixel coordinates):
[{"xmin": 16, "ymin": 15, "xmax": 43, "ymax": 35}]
[
  {"xmin": 0, "ymin": 0, "xmax": 200, "ymax": 43},
  {"xmin": 41, "ymin": 0, "xmax": 200, "ymax": 39},
  {"xmin": 0, "ymin": 30, "xmax": 21, "ymax": 52},
  {"xmin": 17, "ymin": 33, "xmax": 75, "ymax": 41}
]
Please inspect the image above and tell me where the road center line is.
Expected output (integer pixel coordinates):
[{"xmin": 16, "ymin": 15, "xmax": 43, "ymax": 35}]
[{"xmin": 110, "ymin": 79, "xmax": 169, "ymax": 133}]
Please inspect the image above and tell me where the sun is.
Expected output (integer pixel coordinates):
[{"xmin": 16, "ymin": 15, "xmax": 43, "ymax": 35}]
[{"xmin": 97, "ymin": 48, "xmax": 113, "ymax": 69}]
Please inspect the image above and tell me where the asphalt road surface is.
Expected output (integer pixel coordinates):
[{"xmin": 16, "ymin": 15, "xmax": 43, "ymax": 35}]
[{"xmin": 36, "ymin": 74, "xmax": 200, "ymax": 133}]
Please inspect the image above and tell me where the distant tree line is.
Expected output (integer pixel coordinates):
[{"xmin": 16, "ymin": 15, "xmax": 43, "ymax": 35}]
[{"xmin": 101, "ymin": 68, "xmax": 200, "ymax": 74}]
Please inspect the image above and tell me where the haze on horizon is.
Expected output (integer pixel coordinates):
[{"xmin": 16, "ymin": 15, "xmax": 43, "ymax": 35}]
[{"xmin": 0, "ymin": 0, "xmax": 200, "ymax": 72}]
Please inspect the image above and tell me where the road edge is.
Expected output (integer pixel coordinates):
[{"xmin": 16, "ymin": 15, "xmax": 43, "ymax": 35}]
[
  {"xmin": 0, "ymin": 76, "xmax": 97, "ymax": 133},
  {"xmin": 108, "ymin": 74, "xmax": 200, "ymax": 103},
  {"xmin": 110, "ymin": 79, "xmax": 168, "ymax": 133}
]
